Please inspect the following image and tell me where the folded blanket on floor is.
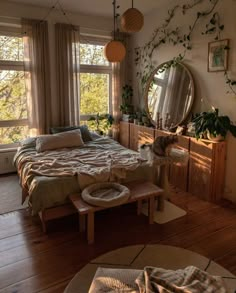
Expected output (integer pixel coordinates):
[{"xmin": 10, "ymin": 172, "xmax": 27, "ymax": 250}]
[{"xmin": 135, "ymin": 266, "xmax": 228, "ymax": 293}]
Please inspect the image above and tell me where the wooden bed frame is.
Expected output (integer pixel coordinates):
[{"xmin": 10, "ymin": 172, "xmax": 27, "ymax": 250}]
[
  {"xmin": 23, "ymin": 186, "xmax": 76, "ymax": 232},
  {"xmin": 38, "ymin": 204, "xmax": 76, "ymax": 233}
]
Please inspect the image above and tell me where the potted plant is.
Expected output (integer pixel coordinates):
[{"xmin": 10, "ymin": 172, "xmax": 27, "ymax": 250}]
[
  {"xmin": 119, "ymin": 84, "xmax": 134, "ymax": 121},
  {"xmin": 88, "ymin": 113, "xmax": 114, "ymax": 136},
  {"xmin": 192, "ymin": 108, "xmax": 236, "ymax": 141},
  {"xmin": 104, "ymin": 114, "xmax": 114, "ymax": 137}
]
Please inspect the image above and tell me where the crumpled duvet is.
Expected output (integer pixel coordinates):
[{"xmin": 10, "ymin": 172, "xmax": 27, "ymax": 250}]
[
  {"xmin": 135, "ymin": 266, "xmax": 228, "ymax": 293},
  {"xmin": 14, "ymin": 137, "xmax": 147, "ymax": 213}
]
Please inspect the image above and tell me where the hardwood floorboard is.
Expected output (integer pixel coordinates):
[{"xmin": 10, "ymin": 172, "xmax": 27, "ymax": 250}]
[
  {"xmin": 215, "ymin": 249, "xmax": 236, "ymax": 275},
  {"xmin": 0, "ymin": 210, "xmax": 38, "ymax": 240},
  {"xmin": 159, "ymin": 206, "xmax": 236, "ymax": 247},
  {"xmin": 38, "ymin": 279, "xmax": 71, "ymax": 293},
  {"xmin": 0, "ymin": 230, "xmax": 80, "ymax": 268},
  {"xmin": 188, "ymin": 226, "xmax": 236, "ymax": 261},
  {"xmin": 0, "ymin": 178, "xmax": 236, "ymax": 292}
]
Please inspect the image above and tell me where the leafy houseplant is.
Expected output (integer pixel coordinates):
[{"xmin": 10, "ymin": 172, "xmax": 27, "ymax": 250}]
[
  {"xmin": 88, "ymin": 113, "xmax": 114, "ymax": 135},
  {"xmin": 119, "ymin": 85, "xmax": 134, "ymax": 121},
  {"xmin": 193, "ymin": 108, "xmax": 236, "ymax": 141}
]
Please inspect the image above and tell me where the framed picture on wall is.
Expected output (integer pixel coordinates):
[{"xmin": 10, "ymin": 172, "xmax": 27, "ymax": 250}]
[{"xmin": 208, "ymin": 39, "xmax": 229, "ymax": 72}]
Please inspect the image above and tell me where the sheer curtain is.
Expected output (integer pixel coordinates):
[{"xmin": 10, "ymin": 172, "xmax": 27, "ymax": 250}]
[
  {"xmin": 55, "ymin": 23, "xmax": 80, "ymax": 126},
  {"xmin": 112, "ymin": 32, "xmax": 131, "ymax": 140},
  {"xmin": 22, "ymin": 19, "xmax": 52, "ymax": 135}
]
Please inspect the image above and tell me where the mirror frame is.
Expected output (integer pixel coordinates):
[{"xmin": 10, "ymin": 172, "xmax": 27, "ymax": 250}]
[{"xmin": 144, "ymin": 62, "xmax": 195, "ymax": 128}]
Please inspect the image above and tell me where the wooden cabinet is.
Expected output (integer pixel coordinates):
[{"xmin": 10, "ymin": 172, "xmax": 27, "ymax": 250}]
[
  {"xmin": 129, "ymin": 123, "xmax": 139, "ymax": 151},
  {"xmin": 119, "ymin": 122, "xmax": 226, "ymax": 202},
  {"xmin": 119, "ymin": 122, "xmax": 129, "ymax": 149},
  {"xmin": 188, "ymin": 138, "xmax": 226, "ymax": 202},
  {"xmin": 154, "ymin": 130, "xmax": 190, "ymax": 191},
  {"xmin": 129, "ymin": 124, "xmax": 155, "ymax": 151},
  {"xmin": 169, "ymin": 135, "xmax": 190, "ymax": 191},
  {"xmin": 138, "ymin": 126, "xmax": 155, "ymax": 146}
]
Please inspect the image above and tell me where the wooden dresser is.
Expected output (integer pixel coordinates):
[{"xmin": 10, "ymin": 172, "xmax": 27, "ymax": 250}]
[{"xmin": 119, "ymin": 122, "xmax": 226, "ymax": 202}]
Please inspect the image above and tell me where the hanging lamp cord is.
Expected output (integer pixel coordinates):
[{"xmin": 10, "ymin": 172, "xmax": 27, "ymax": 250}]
[{"xmin": 113, "ymin": 0, "xmax": 116, "ymax": 40}]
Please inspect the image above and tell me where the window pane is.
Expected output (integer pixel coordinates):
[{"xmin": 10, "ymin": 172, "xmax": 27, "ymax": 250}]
[
  {"xmin": 80, "ymin": 43, "xmax": 109, "ymax": 66},
  {"xmin": 0, "ymin": 126, "xmax": 28, "ymax": 144},
  {"xmin": 0, "ymin": 70, "xmax": 27, "ymax": 121},
  {"xmin": 80, "ymin": 73, "xmax": 109, "ymax": 115},
  {"xmin": 0, "ymin": 35, "xmax": 23, "ymax": 61}
]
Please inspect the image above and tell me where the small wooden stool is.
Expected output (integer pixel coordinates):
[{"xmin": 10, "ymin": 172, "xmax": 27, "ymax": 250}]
[{"xmin": 69, "ymin": 181, "xmax": 163, "ymax": 244}]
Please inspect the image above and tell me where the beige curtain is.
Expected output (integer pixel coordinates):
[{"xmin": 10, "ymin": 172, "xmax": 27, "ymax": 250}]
[
  {"xmin": 55, "ymin": 23, "xmax": 80, "ymax": 126},
  {"xmin": 112, "ymin": 32, "xmax": 131, "ymax": 140},
  {"xmin": 22, "ymin": 19, "xmax": 52, "ymax": 135}
]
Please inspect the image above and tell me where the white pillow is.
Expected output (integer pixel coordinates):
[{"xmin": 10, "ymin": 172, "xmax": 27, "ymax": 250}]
[{"xmin": 36, "ymin": 129, "xmax": 84, "ymax": 152}]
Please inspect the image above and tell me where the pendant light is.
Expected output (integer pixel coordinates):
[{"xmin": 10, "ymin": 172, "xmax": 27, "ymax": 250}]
[
  {"xmin": 121, "ymin": 0, "xmax": 144, "ymax": 33},
  {"xmin": 104, "ymin": 0, "xmax": 126, "ymax": 63}
]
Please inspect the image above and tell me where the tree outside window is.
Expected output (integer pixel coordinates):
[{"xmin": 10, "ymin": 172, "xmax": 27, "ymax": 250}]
[
  {"xmin": 0, "ymin": 32, "xmax": 28, "ymax": 145},
  {"xmin": 79, "ymin": 38, "xmax": 112, "ymax": 122}
]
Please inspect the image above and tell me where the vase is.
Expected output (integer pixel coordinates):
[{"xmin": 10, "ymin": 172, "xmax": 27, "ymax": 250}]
[
  {"xmin": 142, "ymin": 117, "xmax": 149, "ymax": 124},
  {"xmin": 122, "ymin": 114, "xmax": 130, "ymax": 122},
  {"xmin": 107, "ymin": 129, "xmax": 113, "ymax": 138}
]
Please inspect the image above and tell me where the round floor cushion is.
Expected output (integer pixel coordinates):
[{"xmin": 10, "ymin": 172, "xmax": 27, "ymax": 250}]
[{"xmin": 81, "ymin": 182, "xmax": 130, "ymax": 207}]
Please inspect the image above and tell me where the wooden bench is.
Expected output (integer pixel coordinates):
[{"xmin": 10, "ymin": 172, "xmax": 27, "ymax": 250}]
[{"xmin": 69, "ymin": 181, "xmax": 163, "ymax": 244}]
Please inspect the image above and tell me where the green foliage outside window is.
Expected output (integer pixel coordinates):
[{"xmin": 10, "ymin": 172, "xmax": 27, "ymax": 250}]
[
  {"xmin": 0, "ymin": 35, "xmax": 27, "ymax": 144},
  {"xmin": 87, "ymin": 113, "xmax": 114, "ymax": 135},
  {"xmin": 79, "ymin": 41, "xmax": 111, "ymax": 117},
  {"xmin": 0, "ymin": 36, "xmax": 111, "ymax": 144},
  {"xmin": 0, "ymin": 35, "xmax": 23, "ymax": 61},
  {"xmin": 80, "ymin": 73, "xmax": 109, "ymax": 115},
  {"xmin": 80, "ymin": 43, "xmax": 109, "ymax": 66}
]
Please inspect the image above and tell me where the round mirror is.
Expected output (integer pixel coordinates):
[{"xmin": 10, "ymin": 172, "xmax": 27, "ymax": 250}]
[{"xmin": 144, "ymin": 62, "xmax": 194, "ymax": 129}]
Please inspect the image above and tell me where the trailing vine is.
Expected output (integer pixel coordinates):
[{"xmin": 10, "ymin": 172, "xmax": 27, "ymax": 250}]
[
  {"xmin": 224, "ymin": 71, "xmax": 236, "ymax": 96},
  {"xmin": 135, "ymin": 0, "xmax": 236, "ymax": 96},
  {"xmin": 201, "ymin": 12, "xmax": 224, "ymax": 40}
]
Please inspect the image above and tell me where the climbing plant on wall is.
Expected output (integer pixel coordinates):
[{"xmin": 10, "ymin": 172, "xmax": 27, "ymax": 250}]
[{"xmin": 135, "ymin": 0, "xmax": 236, "ymax": 96}]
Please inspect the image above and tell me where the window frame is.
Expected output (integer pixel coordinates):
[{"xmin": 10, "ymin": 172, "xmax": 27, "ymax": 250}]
[
  {"xmin": 0, "ymin": 27, "xmax": 28, "ymax": 148},
  {"xmin": 79, "ymin": 35, "xmax": 112, "ymax": 121}
]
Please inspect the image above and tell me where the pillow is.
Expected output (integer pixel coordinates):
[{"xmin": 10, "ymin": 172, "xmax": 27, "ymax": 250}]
[
  {"xmin": 50, "ymin": 125, "xmax": 92, "ymax": 142},
  {"xmin": 90, "ymin": 132, "xmax": 102, "ymax": 140},
  {"xmin": 20, "ymin": 137, "xmax": 37, "ymax": 148},
  {"xmin": 36, "ymin": 129, "xmax": 84, "ymax": 152}
]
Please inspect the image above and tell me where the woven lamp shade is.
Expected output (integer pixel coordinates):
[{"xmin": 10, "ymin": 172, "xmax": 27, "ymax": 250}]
[
  {"xmin": 121, "ymin": 8, "xmax": 144, "ymax": 33},
  {"xmin": 104, "ymin": 40, "xmax": 126, "ymax": 62}
]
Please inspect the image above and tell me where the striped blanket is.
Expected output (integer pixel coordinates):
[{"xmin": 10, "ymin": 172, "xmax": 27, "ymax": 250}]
[{"xmin": 135, "ymin": 266, "xmax": 228, "ymax": 293}]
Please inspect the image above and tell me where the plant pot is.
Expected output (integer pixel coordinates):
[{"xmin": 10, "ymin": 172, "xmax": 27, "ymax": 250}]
[
  {"xmin": 133, "ymin": 118, "xmax": 139, "ymax": 125},
  {"xmin": 142, "ymin": 117, "xmax": 149, "ymax": 124},
  {"xmin": 122, "ymin": 114, "xmax": 130, "ymax": 122},
  {"xmin": 207, "ymin": 132, "xmax": 225, "ymax": 142},
  {"xmin": 107, "ymin": 128, "xmax": 113, "ymax": 138}
]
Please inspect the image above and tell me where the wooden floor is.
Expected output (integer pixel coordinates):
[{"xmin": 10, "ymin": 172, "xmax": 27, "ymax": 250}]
[{"xmin": 1, "ymin": 178, "xmax": 236, "ymax": 292}]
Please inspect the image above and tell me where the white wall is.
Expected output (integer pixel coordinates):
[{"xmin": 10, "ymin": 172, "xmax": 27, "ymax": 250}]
[
  {"xmin": 132, "ymin": 0, "xmax": 236, "ymax": 202},
  {"xmin": 0, "ymin": 0, "xmax": 113, "ymax": 125}
]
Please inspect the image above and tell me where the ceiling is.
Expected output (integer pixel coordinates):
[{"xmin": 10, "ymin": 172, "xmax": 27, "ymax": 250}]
[{"xmin": 6, "ymin": 0, "xmax": 163, "ymax": 18}]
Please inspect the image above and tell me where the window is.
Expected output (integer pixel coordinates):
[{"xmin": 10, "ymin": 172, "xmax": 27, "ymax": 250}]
[
  {"xmin": 0, "ymin": 28, "xmax": 28, "ymax": 146},
  {"xmin": 79, "ymin": 37, "xmax": 112, "ymax": 121}
]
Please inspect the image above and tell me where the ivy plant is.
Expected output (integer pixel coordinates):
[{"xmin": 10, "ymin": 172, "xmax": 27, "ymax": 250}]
[{"xmin": 134, "ymin": 0, "xmax": 236, "ymax": 97}]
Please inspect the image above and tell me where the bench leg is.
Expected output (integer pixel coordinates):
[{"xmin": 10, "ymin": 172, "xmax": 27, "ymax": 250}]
[
  {"xmin": 156, "ymin": 194, "xmax": 164, "ymax": 211},
  {"xmin": 137, "ymin": 200, "xmax": 142, "ymax": 215},
  {"xmin": 87, "ymin": 212, "xmax": 94, "ymax": 244},
  {"xmin": 149, "ymin": 196, "xmax": 155, "ymax": 224},
  {"xmin": 79, "ymin": 214, "xmax": 86, "ymax": 232},
  {"xmin": 39, "ymin": 211, "xmax": 47, "ymax": 233}
]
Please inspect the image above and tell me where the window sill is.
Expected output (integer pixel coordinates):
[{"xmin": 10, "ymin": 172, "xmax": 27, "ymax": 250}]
[{"xmin": 0, "ymin": 143, "xmax": 19, "ymax": 153}]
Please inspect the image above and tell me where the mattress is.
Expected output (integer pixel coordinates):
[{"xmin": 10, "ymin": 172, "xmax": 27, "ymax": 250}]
[{"xmin": 14, "ymin": 137, "xmax": 155, "ymax": 215}]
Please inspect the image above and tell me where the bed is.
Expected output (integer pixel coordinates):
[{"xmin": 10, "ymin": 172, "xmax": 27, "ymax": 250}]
[{"xmin": 14, "ymin": 127, "xmax": 155, "ymax": 231}]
